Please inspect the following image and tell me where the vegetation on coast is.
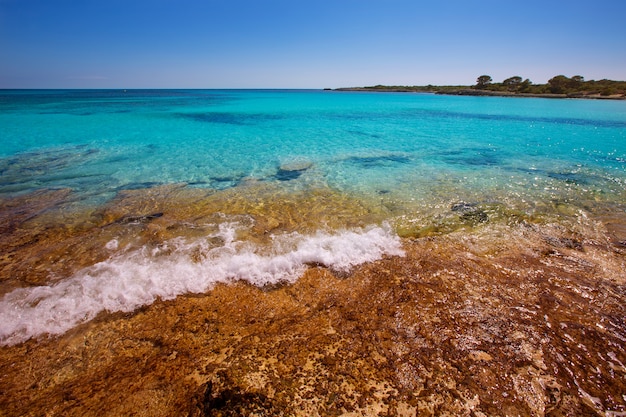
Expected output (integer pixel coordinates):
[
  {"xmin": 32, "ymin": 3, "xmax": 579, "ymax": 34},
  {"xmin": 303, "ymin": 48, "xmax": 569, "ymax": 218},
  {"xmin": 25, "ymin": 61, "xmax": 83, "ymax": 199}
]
[{"xmin": 336, "ymin": 74, "xmax": 626, "ymax": 99}]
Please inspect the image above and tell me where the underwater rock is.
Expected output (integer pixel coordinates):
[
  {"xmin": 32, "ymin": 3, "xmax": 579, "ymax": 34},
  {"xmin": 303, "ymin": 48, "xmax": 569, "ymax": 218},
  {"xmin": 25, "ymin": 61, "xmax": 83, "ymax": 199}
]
[
  {"xmin": 451, "ymin": 202, "xmax": 489, "ymax": 225},
  {"xmin": 114, "ymin": 212, "xmax": 164, "ymax": 225},
  {"xmin": 238, "ymin": 176, "xmax": 260, "ymax": 187},
  {"xmin": 547, "ymin": 171, "xmax": 590, "ymax": 185},
  {"xmin": 278, "ymin": 160, "xmax": 313, "ymax": 172},
  {"xmin": 117, "ymin": 182, "xmax": 163, "ymax": 191},
  {"xmin": 275, "ymin": 169, "xmax": 303, "ymax": 181},
  {"xmin": 451, "ymin": 201, "xmax": 477, "ymax": 212},
  {"xmin": 460, "ymin": 209, "xmax": 489, "ymax": 224},
  {"xmin": 275, "ymin": 160, "xmax": 313, "ymax": 181},
  {"xmin": 344, "ymin": 154, "xmax": 411, "ymax": 167}
]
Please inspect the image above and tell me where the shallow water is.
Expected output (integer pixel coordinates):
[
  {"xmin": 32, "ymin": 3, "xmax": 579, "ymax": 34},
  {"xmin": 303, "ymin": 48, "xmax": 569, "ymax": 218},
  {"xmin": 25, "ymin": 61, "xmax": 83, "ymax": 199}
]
[{"xmin": 0, "ymin": 90, "xmax": 625, "ymax": 416}]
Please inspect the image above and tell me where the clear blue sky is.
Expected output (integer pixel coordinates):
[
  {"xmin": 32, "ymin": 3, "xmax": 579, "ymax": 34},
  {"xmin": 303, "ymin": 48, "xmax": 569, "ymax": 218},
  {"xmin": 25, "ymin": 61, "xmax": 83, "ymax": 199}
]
[{"xmin": 1, "ymin": 0, "xmax": 625, "ymax": 88}]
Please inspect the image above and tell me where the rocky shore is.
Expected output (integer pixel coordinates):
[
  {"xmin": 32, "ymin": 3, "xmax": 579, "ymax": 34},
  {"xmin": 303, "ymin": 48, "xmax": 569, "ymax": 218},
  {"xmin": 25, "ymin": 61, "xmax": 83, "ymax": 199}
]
[
  {"xmin": 439, "ymin": 89, "xmax": 626, "ymax": 100},
  {"xmin": 333, "ymin": 87, "xmax": 626, "ymax": 100},
  {"xmin": 0, "ymin": 185, "xmax": 625, "ymax": 416}
]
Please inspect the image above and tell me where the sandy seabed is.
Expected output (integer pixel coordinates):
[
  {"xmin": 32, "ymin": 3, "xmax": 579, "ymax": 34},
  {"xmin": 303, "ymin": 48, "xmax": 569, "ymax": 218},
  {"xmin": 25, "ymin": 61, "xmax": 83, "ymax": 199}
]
[{"xmin": 0, "ymin": 183, "xmax": 625, "ymax": 416}]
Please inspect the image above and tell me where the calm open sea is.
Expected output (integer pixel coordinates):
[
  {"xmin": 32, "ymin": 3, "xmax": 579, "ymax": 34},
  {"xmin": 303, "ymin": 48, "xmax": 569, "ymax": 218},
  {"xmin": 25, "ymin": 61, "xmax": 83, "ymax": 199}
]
[{"xmin": 1, "ymin": 89, "xmax": 625, "ymax": 345}]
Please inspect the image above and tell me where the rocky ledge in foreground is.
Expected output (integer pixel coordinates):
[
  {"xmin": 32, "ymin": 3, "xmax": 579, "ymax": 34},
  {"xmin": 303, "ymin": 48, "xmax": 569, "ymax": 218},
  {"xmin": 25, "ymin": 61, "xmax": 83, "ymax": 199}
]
[{"xmin": 0, "ymin": 216, "xmax": 625, "ymax": 416}]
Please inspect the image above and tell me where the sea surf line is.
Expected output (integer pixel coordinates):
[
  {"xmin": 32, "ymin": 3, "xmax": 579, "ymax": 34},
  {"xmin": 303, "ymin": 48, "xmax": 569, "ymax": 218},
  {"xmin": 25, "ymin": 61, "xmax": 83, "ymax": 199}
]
[{"xmin": 0, "ymin": 221, "xmax": 403, "ymax": 345}]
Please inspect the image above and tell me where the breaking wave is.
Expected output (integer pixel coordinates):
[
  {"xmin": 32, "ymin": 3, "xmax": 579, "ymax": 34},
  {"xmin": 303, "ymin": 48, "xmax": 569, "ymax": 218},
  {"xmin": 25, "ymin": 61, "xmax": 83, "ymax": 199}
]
[{"xmin": 0, "ymin": 223, "xmax": 404, "ymax": 345}]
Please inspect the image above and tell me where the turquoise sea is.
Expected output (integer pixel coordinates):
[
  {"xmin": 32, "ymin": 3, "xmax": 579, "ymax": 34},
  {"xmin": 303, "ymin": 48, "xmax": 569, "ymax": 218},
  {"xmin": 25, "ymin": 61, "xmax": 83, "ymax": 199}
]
[
  {"xmin": 1, "ymin": 89, "xmax": 625, "ymax": 345},
  {"xmin": 2, "ymin": 89, "xmax": 626, "ymax": 205}
]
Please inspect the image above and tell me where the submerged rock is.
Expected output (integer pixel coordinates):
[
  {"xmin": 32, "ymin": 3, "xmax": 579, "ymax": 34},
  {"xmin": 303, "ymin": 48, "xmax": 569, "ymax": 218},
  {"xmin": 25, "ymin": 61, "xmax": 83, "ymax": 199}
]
[
  {"xmin": 452, "ymin": 201, "xmax": 489, "ymax": 225},
  {"xmin": 275, "ymin": 169, "xmax": 304, "ymax": 181},
  {"xmin": 278, "ymin": 160, "xmax": 313, "ymax": 172},
  {"xmin": 451, "ymin": 201, "xmax": 478, "ymax": 212},
  {"xmin": 275, "ymin": 160, "xmax": 313, "ymax": 181},
  {"xmin": 460, "ymin": 209, "xmax": 489, "ymax": 224},
  {"xmin": 114, "ymin": 212, "xmax": 164, "ymax": 225}
]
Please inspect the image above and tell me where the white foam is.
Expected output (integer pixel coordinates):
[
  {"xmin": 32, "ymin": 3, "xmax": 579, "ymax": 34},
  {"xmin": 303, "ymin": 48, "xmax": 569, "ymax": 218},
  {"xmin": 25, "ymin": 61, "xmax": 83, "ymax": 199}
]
[
  {"xmin": 105, "ymin": 238, "xmax": 119, "ymax": 250},
  {"xmin": 0, "ymin": 223, "xmax": 404, "ymax": 345}
]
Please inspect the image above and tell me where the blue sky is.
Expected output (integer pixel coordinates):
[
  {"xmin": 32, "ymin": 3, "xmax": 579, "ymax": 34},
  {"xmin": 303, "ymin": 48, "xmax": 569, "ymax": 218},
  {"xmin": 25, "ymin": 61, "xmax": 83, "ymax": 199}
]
[{"xmin": 1, "ymin": 0, "xmax": 625, "ymax": 88}]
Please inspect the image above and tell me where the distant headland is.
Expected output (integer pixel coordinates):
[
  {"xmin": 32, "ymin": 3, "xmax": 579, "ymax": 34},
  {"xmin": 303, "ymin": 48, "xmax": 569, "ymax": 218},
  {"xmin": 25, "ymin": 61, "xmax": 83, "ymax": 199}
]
[{"xmin": 333, "ymin": 75, "xmax": 626, "ymax": 100}]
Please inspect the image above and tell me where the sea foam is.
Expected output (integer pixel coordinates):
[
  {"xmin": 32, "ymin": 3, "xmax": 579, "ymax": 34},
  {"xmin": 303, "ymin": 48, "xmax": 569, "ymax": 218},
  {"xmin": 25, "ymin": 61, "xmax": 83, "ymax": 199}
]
[{"xmin": 0, "ymin": 223, "xmax": 404, "ymax": 345}]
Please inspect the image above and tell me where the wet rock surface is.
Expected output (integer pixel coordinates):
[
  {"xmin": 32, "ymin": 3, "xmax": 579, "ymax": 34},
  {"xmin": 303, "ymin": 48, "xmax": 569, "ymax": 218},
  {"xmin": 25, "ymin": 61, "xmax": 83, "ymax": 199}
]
[{"xmin": 0, "ymin": 186, "xmax": 625, "ymax": 416}]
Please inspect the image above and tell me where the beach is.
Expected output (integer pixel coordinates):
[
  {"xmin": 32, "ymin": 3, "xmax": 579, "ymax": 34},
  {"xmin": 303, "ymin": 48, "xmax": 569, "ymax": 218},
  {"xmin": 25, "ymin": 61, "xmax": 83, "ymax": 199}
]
[{"xmin": 0, "ymin": 90, "xmax": 625, "ymax": 416}]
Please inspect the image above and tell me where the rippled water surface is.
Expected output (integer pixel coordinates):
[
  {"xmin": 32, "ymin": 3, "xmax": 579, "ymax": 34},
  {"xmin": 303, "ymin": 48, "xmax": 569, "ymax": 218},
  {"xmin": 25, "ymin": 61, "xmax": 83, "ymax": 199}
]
[
  {"xmin": 2, "ymin": 89, "xmax": 625, "ymax": 202},
  {"xmin": 0, "ymin": 90, "xmax": 625, "ymax": 416}
]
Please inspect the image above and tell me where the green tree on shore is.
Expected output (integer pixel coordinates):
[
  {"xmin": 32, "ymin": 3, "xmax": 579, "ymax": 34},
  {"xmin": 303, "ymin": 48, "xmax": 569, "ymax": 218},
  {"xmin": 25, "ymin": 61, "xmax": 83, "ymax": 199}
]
[
  {"xmin": 476, "ymin": 75, "xmax": 492, "ymax": 89},
  {"xmin": 548, "ymin": 75, "xmax": 570, "ymax": 93},
  {"xmin": 348, "ymin": 74, "xmax": 625, "ymax": 97},
  {"xmin": 519, "ymin": 78, "xmax": 532, "ymax": 92},
  {"xmin": 503, "ymin": 76, "xmax": 523, "ymax": 91}
]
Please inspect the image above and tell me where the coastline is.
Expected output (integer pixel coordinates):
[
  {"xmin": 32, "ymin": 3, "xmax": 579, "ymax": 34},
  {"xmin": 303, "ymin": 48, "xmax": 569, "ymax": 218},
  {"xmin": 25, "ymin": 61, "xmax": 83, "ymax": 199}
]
[{"xmin": 333, "ymin": 87, "xmax": 626, "ymax": 100}]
